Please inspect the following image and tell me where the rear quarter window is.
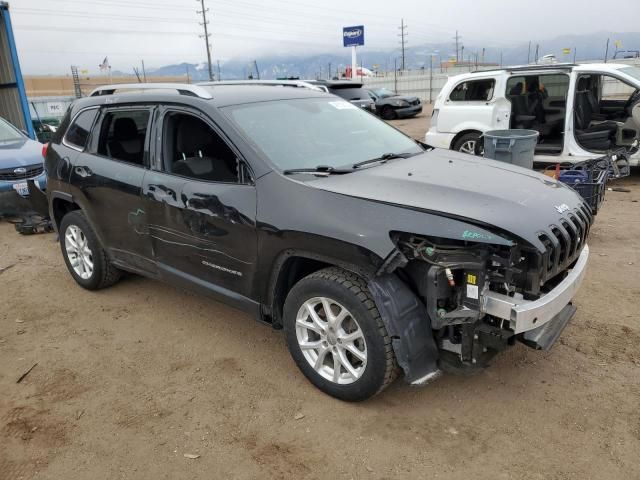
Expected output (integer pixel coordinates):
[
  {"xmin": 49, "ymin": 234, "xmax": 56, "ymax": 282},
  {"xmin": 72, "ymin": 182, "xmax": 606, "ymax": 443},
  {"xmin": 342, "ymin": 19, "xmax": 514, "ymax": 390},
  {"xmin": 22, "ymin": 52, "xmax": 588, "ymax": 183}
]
[
  {"xmin": 449, "ymin": 79, "xmax": 496, "ymax": 101},
  {"xmin": 63, "ymin": 108, "xmax": 98, "ymax": 150}
]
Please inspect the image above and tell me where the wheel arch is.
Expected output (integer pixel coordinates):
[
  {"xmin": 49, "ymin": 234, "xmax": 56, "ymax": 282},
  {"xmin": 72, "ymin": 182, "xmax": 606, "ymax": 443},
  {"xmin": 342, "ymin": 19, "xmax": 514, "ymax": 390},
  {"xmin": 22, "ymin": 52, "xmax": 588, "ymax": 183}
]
[
  {"xmin": 267, "ymin": 249, "xmax": 377, "ymax": 328},
  {"xmin": 50, "ymin": 192, "xmax": 81, "ymax": 232}
]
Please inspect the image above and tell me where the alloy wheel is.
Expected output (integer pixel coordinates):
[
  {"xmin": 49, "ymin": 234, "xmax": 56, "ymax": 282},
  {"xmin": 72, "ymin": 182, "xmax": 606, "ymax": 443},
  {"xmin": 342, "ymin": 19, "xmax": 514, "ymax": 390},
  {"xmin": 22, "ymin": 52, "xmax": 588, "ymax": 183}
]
[
  {"xmin": 295, "ymin": 297, "xmax": 367, "ymax": 385},
  {"xmin": 459, "ymin": 140, "xmax": 477, "ymax": 154},
  {"xmin": 65, "ymin": 225, "xmax": 94, "ymax": 280}
]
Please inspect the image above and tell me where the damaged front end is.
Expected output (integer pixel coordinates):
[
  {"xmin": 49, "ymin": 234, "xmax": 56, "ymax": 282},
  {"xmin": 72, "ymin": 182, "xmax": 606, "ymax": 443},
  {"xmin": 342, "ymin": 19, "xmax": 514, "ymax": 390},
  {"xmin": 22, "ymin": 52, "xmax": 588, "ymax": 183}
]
[{"xmin": 371, "ymin": 222, "xmax": 590, "ymax": 384}]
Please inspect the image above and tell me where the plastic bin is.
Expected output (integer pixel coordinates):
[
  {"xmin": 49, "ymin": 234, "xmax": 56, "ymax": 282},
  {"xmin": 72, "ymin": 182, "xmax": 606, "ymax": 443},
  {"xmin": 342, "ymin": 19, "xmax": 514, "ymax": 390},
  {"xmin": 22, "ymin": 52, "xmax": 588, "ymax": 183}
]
[{"xmin": 483, "ymin": 129, "xmax": 539, "ymax": 169}]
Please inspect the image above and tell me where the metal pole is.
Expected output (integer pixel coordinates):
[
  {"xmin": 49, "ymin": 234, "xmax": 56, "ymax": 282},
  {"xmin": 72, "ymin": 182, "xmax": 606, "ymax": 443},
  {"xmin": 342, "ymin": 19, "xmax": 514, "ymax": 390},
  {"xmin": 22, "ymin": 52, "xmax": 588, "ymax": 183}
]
[
  {"xmin": 217, "ymin": 60, "xmax": 221, "ymax": 81},
  {"xmin": 604, "ymin": 38, "xmax": 610, "ymax": 63},
  {"xmin": 198, "ymin": 0, "xmax": 214, "ymax": 81},
  {"xmin": 527, "ymin": 41, "xmax": 531, "ymax": 64},
  {"xmin": 351, "ymin": 45, "xmax": 357, "ymax": 80},
  {"xmin": 394, "ymin": 58, "xmax": 397, "ymax": 92},
  {"xmin": 429, "ymin": 55, "xmax": 433, "ymax": 104},
  {"xmin": 141, "ymin": 59, "xmax": 147, "ymax": 82}
]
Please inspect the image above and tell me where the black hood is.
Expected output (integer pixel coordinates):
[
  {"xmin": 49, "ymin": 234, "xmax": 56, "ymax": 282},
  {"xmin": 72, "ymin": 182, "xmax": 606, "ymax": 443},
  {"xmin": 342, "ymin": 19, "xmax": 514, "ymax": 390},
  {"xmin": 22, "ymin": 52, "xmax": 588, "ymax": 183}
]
[{"xmin": 307, "ymin": 149, "xmax": 587, "ymax": 251}]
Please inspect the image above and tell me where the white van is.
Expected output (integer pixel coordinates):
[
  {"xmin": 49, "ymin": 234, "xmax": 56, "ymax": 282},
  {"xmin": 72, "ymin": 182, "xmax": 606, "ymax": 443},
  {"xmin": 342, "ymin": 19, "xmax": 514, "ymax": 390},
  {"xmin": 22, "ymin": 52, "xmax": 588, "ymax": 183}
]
[{"xmin": 425, "ymin": 63, "xmax": 640, "ymax": 165}]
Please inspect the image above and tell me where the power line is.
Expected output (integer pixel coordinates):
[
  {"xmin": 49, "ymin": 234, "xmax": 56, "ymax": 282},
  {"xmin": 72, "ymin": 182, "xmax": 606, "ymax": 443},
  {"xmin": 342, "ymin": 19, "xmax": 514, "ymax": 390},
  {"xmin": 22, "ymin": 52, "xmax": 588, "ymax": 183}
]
[{"xmin": 398, "ymin": 18, "xmax": 407, "ymax": 71}]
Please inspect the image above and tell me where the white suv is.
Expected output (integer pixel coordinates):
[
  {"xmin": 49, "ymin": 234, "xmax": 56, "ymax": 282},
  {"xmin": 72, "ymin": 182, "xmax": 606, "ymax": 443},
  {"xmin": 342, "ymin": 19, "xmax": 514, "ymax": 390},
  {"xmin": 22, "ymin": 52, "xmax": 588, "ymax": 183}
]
[{"xmin": 425, "ymin": 63, "xmax": 640, "ymax": 165}]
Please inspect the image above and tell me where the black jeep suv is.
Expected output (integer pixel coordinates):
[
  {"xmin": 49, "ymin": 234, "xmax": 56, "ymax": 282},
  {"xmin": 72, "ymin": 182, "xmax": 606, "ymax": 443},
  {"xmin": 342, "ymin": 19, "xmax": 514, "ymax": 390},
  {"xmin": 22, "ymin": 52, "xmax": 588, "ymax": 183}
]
[{"xmin": 44, "ymin": 83, "xmax": 592, "ymax": 401}]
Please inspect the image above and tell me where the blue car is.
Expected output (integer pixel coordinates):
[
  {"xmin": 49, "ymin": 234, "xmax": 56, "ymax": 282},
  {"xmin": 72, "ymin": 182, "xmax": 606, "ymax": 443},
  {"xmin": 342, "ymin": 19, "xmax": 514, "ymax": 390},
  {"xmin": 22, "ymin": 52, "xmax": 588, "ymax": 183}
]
[{"xmin": 0, "ymin": 116, "xmax": 48, "ymax": 218}]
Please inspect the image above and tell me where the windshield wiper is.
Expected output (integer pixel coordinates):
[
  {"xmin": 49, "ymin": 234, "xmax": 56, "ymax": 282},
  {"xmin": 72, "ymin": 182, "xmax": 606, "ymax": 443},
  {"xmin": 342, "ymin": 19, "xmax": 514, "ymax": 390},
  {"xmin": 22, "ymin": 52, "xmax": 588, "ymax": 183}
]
[
  {"xmin": 283, "ymin": 165, "xmax": 352, "ymax": 176},
  {"xmin": 352, "ymin": 152, "xmax": 417, "ymax": 169}
]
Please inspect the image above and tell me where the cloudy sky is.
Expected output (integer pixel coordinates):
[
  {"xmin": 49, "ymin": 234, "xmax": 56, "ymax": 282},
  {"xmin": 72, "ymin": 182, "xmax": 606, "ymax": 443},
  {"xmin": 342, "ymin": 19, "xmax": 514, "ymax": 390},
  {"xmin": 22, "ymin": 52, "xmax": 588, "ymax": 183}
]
[{"xmin": 10, "ymin": 0, "xmax": 640, "ymax": 74}]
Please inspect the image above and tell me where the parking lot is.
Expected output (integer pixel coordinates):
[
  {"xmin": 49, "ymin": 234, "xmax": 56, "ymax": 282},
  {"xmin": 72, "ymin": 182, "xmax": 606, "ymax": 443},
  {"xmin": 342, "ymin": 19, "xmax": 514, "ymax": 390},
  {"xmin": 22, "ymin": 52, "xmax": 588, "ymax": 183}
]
[{"xmin": 1, "ymin": 113, "xmax": 639, "ymax": 480}]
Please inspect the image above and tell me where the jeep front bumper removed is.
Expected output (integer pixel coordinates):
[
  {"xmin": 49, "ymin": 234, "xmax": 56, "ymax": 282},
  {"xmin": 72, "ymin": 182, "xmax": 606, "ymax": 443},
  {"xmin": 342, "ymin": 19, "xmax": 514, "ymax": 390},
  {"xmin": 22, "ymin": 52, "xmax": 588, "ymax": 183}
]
[{"xmin": 481, "ymin": 245, "xmax": 589, "ymax": 335}]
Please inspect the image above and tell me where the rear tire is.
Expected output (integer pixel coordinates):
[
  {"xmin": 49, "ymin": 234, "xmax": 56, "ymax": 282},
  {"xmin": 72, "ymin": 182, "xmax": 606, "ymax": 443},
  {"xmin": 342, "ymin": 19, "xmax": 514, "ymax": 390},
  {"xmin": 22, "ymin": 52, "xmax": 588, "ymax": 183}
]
[
  {"xmin": 283, "ymin": 267, "xmax": 398, "ymax": 401},
  {"xmin": 59, "ymin": 210, "xmax": 121, "ymax": 290},
  {"xmin": 453, "ymin": 132, "xmax": 482, "ymax": 155}
]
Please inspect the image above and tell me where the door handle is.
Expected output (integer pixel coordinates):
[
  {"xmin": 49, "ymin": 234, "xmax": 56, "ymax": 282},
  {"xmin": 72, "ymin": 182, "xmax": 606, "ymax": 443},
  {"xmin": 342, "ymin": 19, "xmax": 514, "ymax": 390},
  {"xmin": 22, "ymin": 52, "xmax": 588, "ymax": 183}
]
[{"xmin": 74, "ymin": 166, "xmax": 93, "ymax": 177}]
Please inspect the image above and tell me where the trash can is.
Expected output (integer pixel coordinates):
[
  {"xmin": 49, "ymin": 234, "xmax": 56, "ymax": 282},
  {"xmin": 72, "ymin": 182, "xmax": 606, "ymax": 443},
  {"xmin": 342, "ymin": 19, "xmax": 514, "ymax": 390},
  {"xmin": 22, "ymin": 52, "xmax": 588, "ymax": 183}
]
[{"xmin": 483, "ymin": 129, "xmax": 539, "ymax": 169}]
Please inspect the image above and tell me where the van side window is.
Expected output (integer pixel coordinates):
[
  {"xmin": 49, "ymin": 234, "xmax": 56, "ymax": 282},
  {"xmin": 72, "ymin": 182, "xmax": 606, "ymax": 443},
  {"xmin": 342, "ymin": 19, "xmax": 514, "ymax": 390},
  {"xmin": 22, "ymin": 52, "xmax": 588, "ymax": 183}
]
[
  {"xmin": 63, "ymin": 109, "xmax": 98, "ymax": 149},
  {"xmin": 97, "ymin": 110, "xmax": 150, "ymax": 166},
  {"xmin": 162, "ymin": 112, "xmax": 238, "ymax": 183},
  {"xmin": 449, "ymin": 79, "xmax": 495, "ymax": 102}
]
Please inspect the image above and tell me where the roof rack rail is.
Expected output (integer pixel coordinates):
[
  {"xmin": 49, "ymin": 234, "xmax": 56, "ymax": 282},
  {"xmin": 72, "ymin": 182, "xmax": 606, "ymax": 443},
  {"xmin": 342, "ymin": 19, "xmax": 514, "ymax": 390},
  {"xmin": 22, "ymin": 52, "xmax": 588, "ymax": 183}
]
[
  {"xmin": 198, "ymin": 79, "xmax": 328, "ymax": 92},
  {"xmin": 89, "ymin": 83, "xmax": 213, "ymax": 99},
  {"xmin": 471, "ymin": 63, "xmax": 577, "ymax": 74}
]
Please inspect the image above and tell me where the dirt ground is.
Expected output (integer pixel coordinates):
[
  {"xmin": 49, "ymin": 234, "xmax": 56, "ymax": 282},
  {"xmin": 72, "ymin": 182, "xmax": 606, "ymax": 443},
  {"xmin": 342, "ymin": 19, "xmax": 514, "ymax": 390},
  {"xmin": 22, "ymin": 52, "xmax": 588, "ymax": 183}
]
[{"xmin": 1, "ymin": 113, "xmax": 639, "ymax": 480}]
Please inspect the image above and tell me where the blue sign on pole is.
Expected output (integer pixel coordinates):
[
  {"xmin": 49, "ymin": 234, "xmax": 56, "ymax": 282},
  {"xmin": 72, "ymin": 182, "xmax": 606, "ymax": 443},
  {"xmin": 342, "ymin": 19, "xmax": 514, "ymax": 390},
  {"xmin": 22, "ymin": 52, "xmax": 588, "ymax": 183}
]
[{"xmin": 343, "ymin": 25, "xmax": 364, "ymax": 47}]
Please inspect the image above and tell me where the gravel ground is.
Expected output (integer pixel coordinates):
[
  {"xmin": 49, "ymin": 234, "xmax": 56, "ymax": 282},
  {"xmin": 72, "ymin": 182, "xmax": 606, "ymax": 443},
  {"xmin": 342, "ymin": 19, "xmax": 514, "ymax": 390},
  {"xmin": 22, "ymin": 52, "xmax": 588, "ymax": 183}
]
[{"xmin": 1, "ymin": 113, "xmax": 639, "ymax": 479}]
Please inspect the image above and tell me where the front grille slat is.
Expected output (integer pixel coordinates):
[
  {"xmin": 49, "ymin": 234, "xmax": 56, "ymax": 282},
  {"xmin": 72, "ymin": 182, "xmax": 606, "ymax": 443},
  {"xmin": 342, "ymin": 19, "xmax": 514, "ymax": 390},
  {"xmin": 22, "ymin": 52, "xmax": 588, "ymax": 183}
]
[
  {"xmin": 537, "ymin": 204, "xmax": 593, "ymax": 285},
  {"xmin": 0, "ymin": 164, "xmax": 44, "ymax": 181}
]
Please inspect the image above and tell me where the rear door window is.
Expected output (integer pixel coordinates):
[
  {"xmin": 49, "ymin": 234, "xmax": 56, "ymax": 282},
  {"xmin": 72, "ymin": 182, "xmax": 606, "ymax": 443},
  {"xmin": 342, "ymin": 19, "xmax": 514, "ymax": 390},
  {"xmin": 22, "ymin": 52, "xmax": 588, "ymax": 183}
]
[
  {"xmin": 449, "ymin": 79, "xmax": 496, "ymax": 101},
  {"xmin": 63, "ymin": 109, "xmax": 98, "ymax": 149}
]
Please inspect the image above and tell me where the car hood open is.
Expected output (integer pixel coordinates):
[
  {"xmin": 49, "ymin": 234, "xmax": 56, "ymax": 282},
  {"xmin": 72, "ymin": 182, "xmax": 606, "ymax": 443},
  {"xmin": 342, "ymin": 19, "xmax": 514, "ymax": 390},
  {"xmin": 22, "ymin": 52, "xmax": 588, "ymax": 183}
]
[{"xmin": 308, "ymin": 149, "xmax": 587, "ymax": 250}]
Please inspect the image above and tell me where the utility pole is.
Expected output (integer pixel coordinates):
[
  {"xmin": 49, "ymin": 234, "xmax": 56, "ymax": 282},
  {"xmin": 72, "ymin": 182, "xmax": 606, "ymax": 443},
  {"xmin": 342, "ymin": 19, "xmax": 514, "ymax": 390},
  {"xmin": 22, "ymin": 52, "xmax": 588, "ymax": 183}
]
[
  {"xmin": 217, "ymin": 60, "xmax": 221, "ymax": 81},
  {"xmin": 141, "ymin": 59, "xmax": 147, "ymax": 82},
  {"xmin": 453, "ymin": 30, "xmax": 461, "ymax": 62},
  {"xmin": 534, "ymin": 44, "xmax": 539, "ymax": 64},
  {"xmin": 186, "ymin": 64, "xmax": 190, "ymax": 84},
  {"xmin": 461, "ymin": 45, "xmax": 465, "ymax": 65},
  {"xmin": 573, "ymin": 48, "xmax": 577, "ymax": 63},
  {"xmin": 197, "ymin": 0, "xmax": 214, "ymax": 81},
  {"xmin": 527, "ymin": 41, "xmax": 531, "ymax": 64},
  {"xmin": 398, "ymin": 19, "xmax": 408, "ymax": 71},
  {"xmin": 394, "ymin": 58, "xmax": 398, "ymax": 92},
  {"xmin": 253, "ymin": 60, "xmax": 260, "ymax": 80},
  {"xmin": 327, "ymin": 62, "xmax": 331, "ymax": 80},
  {"xmin": 604, "ymin": 38, "xmax": 610, "ymax": 63}
]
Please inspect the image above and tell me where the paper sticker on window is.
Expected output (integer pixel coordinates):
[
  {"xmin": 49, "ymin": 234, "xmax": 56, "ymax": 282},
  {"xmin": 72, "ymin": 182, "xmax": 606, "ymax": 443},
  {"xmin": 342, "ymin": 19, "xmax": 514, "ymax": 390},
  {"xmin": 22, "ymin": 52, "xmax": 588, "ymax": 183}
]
[
  {"xmin": 466, "ymin": 284, "xmax": 479, "ymax": 300},
  {"xmin": 329, "ymin": 101, "xmax": 357, "ymax": 110}
]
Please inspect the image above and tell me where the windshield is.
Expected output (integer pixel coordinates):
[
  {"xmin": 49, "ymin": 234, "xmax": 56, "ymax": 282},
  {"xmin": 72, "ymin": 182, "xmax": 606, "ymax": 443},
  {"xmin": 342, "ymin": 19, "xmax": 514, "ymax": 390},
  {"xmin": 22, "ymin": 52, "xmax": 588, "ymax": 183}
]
[
  {"xmin": 223, "ymin": 98, "xmax": 422, "ymax": 171},
  {"xmin": 374, "ymin": 88, "xmax": 396, "ymax": 98},
  {"xmin": 620, "ymin": 66, "xmax": 640, "ymax": 83},
  {"xmin": 0, "ymin": 118, "xmax": 24, "ymax": 143}
]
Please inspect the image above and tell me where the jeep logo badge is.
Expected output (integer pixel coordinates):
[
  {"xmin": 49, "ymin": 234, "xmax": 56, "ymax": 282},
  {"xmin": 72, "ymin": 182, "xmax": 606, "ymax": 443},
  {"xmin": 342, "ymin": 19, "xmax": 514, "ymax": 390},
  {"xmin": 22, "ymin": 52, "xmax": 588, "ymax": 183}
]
[
  {"xmin": 14, "ymin": 167, "xmax": 26, "ymax": 174},
  {"xmin": 555, "ymin": 203, "xmax": 570, "ymax": 214}
]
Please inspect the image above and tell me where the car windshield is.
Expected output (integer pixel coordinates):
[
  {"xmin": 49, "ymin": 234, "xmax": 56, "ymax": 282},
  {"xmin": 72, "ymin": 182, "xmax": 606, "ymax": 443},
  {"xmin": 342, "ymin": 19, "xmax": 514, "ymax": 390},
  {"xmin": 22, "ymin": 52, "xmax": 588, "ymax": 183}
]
[
  {"xmin": 620, "ymin": 66, "xmax": 640, "ymax": 83},
  {"xmin": 374, "ymin": 88, "xmax": 396, "ymax": 98},
  {"xmin": 0, "ymin": 118, "xmax": 24, "ymax": 143},
  {"xmin": 223, "ymin": 97, "xmax": 422, "ymax": 171}
]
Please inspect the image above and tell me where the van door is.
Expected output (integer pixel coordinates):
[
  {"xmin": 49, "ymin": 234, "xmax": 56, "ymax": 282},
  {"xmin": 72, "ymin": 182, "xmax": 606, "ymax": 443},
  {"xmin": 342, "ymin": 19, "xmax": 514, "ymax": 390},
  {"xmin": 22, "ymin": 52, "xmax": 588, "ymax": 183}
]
[{"xmin": 437, "ymin": 77, "xmax": 505, "ymax": 133}]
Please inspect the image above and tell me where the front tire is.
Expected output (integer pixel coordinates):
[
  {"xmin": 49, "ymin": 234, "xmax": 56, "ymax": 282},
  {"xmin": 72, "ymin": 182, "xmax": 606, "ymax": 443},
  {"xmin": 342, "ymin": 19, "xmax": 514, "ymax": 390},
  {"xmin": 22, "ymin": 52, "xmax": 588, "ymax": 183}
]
[
  {"xmin": 283, "ymin": 267, "xmax": 398, "ymax": 401},
  {"xmin": 453, "ymin": 132, "xmax": 482, "ymax": 155},
  {"xmin": 59, "ymin": 210, "xmax": 121, "ymax": 290},
  {"xmin": 381, "ymin": 105, "xmax": 397, "ymax": 120}
]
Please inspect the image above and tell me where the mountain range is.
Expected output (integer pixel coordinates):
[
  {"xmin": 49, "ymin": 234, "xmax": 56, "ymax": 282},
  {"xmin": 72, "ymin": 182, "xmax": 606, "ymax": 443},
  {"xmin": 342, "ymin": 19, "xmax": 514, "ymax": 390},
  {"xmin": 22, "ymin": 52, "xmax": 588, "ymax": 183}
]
[{"xmin": 126, "ymin": 31, "xmax": 640, "ymax": 81}]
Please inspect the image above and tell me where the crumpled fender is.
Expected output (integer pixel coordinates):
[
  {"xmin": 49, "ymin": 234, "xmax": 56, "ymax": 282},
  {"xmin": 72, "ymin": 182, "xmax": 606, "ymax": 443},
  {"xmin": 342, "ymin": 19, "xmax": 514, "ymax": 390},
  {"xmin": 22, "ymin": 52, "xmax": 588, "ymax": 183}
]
[{"xmin": 368, "ymin": 273, "xmax": 440, "ymax": 384}]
